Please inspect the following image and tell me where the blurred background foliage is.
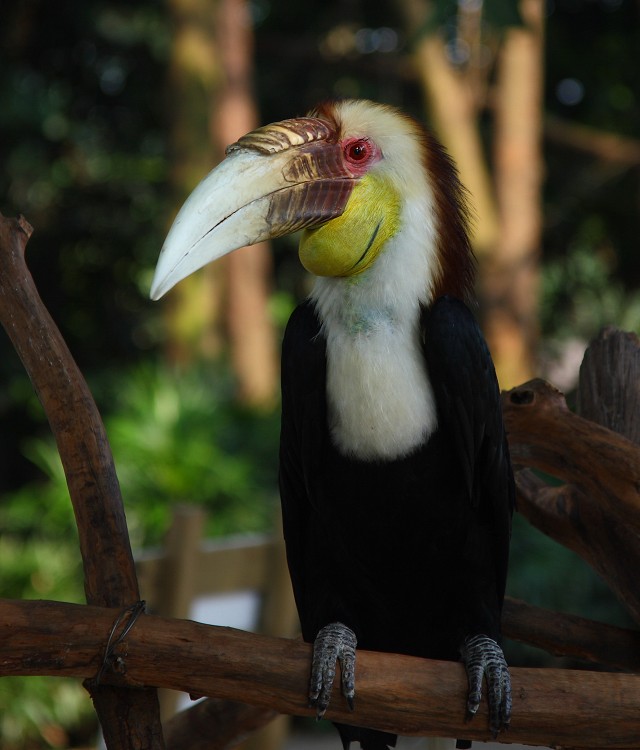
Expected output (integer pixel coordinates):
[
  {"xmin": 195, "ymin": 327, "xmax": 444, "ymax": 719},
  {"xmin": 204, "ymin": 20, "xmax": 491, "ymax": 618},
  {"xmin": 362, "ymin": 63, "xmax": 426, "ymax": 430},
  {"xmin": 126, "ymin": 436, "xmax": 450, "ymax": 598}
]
[{"xmin": 0, "ymin": 0, "xmax": 638, "ymax": 746}]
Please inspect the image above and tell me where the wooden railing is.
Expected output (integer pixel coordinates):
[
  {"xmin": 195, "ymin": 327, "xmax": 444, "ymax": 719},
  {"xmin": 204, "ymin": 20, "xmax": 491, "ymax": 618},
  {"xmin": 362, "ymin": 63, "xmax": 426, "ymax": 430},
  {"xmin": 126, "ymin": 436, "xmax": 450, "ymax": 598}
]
[{"xmin": 135, "ymin": 507, "xmax": 299, "ymax": 750}]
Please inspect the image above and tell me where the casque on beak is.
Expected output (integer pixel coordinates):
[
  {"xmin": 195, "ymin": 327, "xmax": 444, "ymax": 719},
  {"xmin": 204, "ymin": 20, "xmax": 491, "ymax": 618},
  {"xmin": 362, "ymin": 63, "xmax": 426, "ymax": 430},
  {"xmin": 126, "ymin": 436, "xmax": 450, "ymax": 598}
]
[{"xmin": 150, "ymin": 116, "xmax": 357, "ymax": 300}]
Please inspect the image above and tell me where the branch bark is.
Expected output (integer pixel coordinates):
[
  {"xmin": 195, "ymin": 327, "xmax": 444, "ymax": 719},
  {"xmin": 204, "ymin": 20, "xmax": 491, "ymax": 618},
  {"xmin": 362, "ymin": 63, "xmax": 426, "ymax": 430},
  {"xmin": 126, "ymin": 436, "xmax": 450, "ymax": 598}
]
[
  {"xmin": 502, "ymin": 597, "xmax": 640, "ymax": 671},
  {"xmin": 502, "ymin": 378, "xmax": 640, "ymax": 623},
  {"xmin": 0, "ymin": 214, "xmax": 164, "ymax": 749},
  {"xmin": 578, "ymin": 327, "xmax": 640, "ymax": 445},
  {"xmin": 0, "ymin": 215, "xmax": 138, "ymax": 608},
  {"xmin": 2, "ymin": 598, "xmax": 640, "ymax": 749}
]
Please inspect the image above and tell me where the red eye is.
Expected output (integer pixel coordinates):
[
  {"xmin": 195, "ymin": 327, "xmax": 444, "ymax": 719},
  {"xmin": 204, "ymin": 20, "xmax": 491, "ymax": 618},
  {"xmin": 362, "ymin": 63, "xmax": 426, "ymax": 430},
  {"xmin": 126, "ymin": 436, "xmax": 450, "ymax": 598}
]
[{"xmin": 344, "ymin": 139, "xmax": 371, "ymax": 164}]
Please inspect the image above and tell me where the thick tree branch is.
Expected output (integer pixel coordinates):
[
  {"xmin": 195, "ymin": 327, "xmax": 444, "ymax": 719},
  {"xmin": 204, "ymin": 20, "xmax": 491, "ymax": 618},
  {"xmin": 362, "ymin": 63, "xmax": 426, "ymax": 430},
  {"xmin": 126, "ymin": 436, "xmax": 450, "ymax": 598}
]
[
  {"xmin": 502, "ymin": 378, "xmax": 640, "ymax": 623},
  {"xmin": 0, "ymin": 214, "xmax": 139, "ymax": 608},
  {"xmin": 503, "ymin": 379, "xmax": 640, "ymax": 518},
  {"xmin": 2, "ymin": 598, "xmax": 640, "ymax": 749},
  {"xmin": 159, "ymin": 591, "xmax": 640, "ymax": 750},
  {"xmin": 502, "ymin": 597, "xmax": 640, "ymax": 671},
  {"xmin": 0, "ymin": 214, "xmax": 163, "ymax": 749}
]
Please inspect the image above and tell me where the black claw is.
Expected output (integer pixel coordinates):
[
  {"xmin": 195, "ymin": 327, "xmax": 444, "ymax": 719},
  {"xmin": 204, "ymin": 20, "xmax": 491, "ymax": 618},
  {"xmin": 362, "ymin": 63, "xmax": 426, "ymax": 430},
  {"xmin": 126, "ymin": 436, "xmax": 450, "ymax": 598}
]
[{"xmin": 316, "ymin": 703, "xmax": 328, "ymax": 720}]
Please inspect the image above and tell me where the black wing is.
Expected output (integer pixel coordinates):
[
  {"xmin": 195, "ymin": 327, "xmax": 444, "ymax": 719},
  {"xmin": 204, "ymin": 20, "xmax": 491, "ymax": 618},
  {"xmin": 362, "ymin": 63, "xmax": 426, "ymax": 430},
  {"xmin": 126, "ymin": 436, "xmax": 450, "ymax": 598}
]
[
  {"xmin": 421, "ymin": 295, "xmax": 514, "ymax": 608},
  {"xmin": 278, "ymin": 300, "xmax": 326, "ymax": 639}
]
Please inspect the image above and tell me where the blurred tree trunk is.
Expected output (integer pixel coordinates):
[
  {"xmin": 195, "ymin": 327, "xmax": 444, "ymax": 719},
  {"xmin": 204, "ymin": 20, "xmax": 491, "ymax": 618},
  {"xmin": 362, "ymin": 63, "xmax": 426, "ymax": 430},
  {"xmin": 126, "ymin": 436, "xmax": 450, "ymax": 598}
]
[
  {"xmin": 164, "ymin": 0, "xmax": 277, "ymax": 407},
  {"xmin": 399, "ymin": 0, "xmax": 499, "ymax": 257},
  {"xmin": 165, "ymin": 0, "xmax": 224, "ymax": 366},
  {"xmin": 399, "ymin": 0, "xmax": 544, "ymax": 388},
  {"xmin": 483, "ymin": 0, "xmax": 545, "ymax": 388},
  {"xmin": 213, "ymin": 0, "xmax": 278, "ymax": 409}
]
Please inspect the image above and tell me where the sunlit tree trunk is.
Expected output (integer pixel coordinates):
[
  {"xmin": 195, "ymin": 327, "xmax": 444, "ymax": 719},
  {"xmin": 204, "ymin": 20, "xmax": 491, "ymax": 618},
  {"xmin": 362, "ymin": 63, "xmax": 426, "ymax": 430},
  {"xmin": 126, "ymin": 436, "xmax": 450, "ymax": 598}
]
[
  {"xmin": 483, "ymin": 0, "xmax": 545, "ymax": 388},
  {"xmin": 164, "ymin": 0, "xmax": 224, "ymax": 366},
  {"xmin": 398, "ymin": 0, "xmax": 499, "ymax": 257},
  {"xmin": 398, "ymin": 0, "xmax": 544, "ymax": 388},
  {"xmin": 213, "ymin": 0, "xmax": 278, "ymax": 409},
  {"xmin": 164, "ymin": 0, "xmax": 277, "ymax": 406}
]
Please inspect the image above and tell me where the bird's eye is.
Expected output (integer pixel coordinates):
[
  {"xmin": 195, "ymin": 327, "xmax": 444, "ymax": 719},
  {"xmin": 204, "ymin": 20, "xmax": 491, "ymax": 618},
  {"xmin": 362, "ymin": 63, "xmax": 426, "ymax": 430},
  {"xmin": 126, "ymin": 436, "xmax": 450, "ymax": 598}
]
[{"xmin": 344, "ymin": 139, "xmax": 371, "ymax": 164}]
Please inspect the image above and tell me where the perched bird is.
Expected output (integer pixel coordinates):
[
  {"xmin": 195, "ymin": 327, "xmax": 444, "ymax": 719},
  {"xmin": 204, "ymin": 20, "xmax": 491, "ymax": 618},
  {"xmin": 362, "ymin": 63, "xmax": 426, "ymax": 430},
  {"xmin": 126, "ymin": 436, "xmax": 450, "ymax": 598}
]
[{"xmin": 151, "ymin": 99, "xmax": 514, "ymax": 750}]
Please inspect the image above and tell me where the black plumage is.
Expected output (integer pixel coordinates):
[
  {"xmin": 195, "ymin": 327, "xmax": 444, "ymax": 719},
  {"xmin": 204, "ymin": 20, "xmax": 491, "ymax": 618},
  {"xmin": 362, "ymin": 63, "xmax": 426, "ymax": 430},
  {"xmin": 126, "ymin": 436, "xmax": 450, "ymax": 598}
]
[
  {"xmin": 149, "ymin": 96, "xmax": 516, "ymax": 750},
  {"xmin": 279, "ymin": 295, "xmax": 514, "ymax": 749}
]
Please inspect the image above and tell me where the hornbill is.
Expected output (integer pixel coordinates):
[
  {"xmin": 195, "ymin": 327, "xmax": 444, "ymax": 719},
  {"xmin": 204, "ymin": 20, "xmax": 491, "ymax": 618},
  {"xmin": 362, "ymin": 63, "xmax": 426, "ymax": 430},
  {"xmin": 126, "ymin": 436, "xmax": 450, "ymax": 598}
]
[{"xmin": 151, "ymin": 99, "xmax": 514, "ymax": 750}]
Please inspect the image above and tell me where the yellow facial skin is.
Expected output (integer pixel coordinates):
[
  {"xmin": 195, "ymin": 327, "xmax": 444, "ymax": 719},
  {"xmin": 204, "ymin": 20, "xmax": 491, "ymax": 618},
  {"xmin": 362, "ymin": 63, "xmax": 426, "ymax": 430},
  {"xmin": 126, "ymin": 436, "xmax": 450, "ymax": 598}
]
[{"xmin": 298, "ymin": 173, "xmax": 401, "ymax": 278}]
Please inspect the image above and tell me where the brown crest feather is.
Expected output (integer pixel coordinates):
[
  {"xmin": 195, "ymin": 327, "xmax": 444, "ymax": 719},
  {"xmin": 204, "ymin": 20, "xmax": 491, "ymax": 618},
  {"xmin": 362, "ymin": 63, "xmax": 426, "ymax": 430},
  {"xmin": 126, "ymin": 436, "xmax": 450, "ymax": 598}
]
[{"xmin": 421, "ymin": 129, "xmax": 476, "ymax": 303}]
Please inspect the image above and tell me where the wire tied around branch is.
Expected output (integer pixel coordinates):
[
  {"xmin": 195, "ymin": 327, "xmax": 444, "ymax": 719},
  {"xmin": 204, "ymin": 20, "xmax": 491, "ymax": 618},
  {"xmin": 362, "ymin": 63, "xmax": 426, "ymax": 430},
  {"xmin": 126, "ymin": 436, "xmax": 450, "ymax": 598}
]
[{"xmin": 94, "ymin": 600, "xmax": 147, "ymax": 685}]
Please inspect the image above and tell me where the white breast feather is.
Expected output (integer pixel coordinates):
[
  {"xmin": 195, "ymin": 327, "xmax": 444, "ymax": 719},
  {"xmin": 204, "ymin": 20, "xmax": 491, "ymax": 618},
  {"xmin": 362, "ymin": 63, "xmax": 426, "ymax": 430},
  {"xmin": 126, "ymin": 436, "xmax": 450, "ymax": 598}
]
[{"xmin": 311, "ymin": 191, "xmax": 440, "ymax": 462}]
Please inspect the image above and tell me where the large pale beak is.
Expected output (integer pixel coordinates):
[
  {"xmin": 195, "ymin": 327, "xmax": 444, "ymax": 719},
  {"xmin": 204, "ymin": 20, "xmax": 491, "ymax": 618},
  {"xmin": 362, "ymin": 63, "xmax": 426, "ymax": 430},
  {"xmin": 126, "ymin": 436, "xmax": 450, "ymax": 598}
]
[{"xmin": 150, "ymin": 117, "xmax": 355, "ymax": 300}]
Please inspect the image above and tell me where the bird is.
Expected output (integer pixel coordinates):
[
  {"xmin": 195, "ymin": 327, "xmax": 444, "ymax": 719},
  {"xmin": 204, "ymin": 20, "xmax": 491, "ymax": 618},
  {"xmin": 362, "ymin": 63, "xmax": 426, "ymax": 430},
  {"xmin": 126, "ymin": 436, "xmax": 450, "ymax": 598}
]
[{"xmin": 150, "ymin": 98, "xmax": 514, "ymax": 750}]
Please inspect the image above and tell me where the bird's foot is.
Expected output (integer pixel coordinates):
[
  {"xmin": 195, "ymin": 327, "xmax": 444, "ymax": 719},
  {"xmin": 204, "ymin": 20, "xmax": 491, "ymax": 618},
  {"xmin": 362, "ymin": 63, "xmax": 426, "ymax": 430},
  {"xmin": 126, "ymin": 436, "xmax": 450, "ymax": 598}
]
[
  {"xmin": 309, "ymin": 622, "xmax": 357, "ymax": 719},
  {"xmin": 460, "ymin": 634, "xmax": 511, "ymax": 737}
]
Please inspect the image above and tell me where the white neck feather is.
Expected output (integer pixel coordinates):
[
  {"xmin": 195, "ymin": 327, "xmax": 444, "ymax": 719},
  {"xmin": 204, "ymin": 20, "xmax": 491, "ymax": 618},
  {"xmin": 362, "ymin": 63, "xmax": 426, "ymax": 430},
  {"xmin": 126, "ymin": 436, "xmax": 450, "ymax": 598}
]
[{"xmin": 310, "ymin": 197, "xmax": 439, "ymax": 462}]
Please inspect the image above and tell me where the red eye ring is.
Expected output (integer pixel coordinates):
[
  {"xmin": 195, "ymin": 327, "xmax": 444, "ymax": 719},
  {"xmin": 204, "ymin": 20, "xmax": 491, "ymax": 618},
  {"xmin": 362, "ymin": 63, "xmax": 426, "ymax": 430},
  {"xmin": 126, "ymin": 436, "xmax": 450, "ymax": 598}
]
[{"xmin": 344, "ymin": 138, "xmax": 371, "ymax": 164}]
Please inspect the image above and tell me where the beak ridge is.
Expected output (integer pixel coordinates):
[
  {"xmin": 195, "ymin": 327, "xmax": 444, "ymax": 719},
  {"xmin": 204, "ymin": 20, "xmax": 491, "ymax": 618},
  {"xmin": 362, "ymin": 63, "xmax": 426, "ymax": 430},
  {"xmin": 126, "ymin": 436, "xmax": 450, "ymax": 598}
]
[{"xmin": 150, "ymin": 118, "xmax": 354, "ymax": 300}]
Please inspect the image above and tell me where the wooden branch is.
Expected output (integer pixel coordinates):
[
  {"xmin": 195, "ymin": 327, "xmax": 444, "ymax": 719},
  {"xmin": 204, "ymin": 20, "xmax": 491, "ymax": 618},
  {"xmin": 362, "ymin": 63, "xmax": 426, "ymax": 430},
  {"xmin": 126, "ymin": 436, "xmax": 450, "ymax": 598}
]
[
  {"xmin": 512, "ymin": 468, "xmax": 595, "ymax": 557},
  {"xmin": 164, "ymin": 698, "xmax": 275, "ymax": 750},
  {"xmin": 2, "ymin": 598, "xmax": 640, "ymax": 749},
  {"xmin": 503, "ymin": 379, "xmax": 640, "ymax": 518},
  {"xmin": 502, "ymin": 378, "xmax": 640, "ymax": 623},
  {"xmin": 502, "ymin": 597, "xmax": 640, "ymax": 671},
  {"xmin": 0, "ymin": 214, "xmax": 163, "ymax": 748},
  {"xmin": 578, "ymin": 327, "xmax": 640, "ymax": 446},
  {"xmin": 165, "ymin": 592, "xmax": 640, "ymax": 750},
  {"xmin": 546, "ymin": 114, "xmax": 640, "ymax": 166},
  {"xmin": 0, "ymin": 216, "xmax": 139, "ymax": 604}
]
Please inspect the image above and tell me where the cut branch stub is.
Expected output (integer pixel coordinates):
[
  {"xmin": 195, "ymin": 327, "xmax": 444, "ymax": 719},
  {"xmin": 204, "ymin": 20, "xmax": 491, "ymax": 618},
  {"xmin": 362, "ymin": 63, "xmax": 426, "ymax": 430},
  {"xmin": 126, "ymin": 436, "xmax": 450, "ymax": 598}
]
[{"xmin": 578, "ymin": 326, "xmax": 640, "ymax": 445}]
